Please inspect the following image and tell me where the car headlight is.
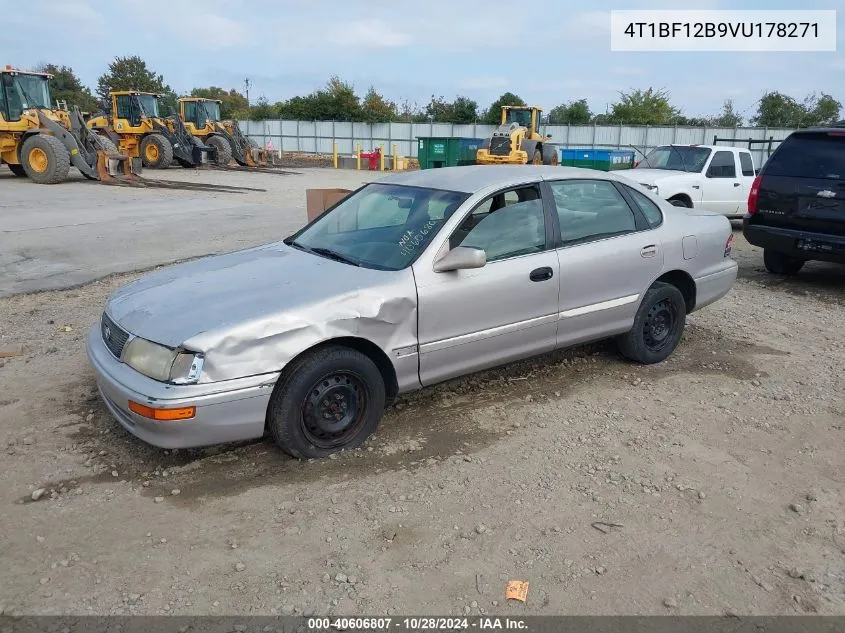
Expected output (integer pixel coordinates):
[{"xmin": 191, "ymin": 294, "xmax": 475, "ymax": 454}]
[{"xmin": 122, "ymin": 337, "xmax": 204, "ymax": 384}]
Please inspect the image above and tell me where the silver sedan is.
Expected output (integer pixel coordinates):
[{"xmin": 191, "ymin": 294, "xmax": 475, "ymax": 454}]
[{"xmin": 86, "ymin": 165, "xmax": 738, "ymax": 458}]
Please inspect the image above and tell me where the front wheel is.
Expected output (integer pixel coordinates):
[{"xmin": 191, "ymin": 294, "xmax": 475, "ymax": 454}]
[
  {"xmin": 763, "ymin": 249, "xmax": 804, "ymax": 275},
  {"xmin": 531, "ymin": 149, "xmax": 543, "ymax": 165},
  {"xmin": 267, "ymin": 346, "xmax": 386, "ymax": 459},
  {"xmin": 20, "ymin": 134, "xmax": 71, "ymax": 184},
  {"xmin": 669, "ymin": 197, "xmax": 691, "ymax": 208},
  {"xmin": 206, "ymin": 135, "xmax": 233, "ymax": 166},
  {"xmin": 616, "ymin": 281, "xmax": 686, "ymax": 364},
  {"xmin": 542, "ymin": 145, "xmax": 559, "ymax": 166},
  {"xmin": 140, "ymin": 133, "xmax": 174, "ymax": 169}
]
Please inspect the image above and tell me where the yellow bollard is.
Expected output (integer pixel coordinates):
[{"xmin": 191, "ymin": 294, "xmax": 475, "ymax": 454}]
[
  {"xmin": 380, "ymin": 143, "xmax": 385, "ymax": 171},
  {"xmin": 356, "ymin": 143, "xmax": 361, "ymax": 170},
  {"xmin": 393, "ymin": 144, "xmax": 398, "ymax": 170},
  {"xmin": 332, "ymin": 141, "xmax": 338, "ymax": 169}
]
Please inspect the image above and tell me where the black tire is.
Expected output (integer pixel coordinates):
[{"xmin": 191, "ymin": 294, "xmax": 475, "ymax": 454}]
[
  {"xmin": 206, "ymin": 135, "xmax": 233, "ymax": 166},
  {"xmin": 267, "ymin": 346, "xmax": 386, "ymax": 459},
  {"xmin": 669, "ymin": 197, "xmax": 691, "ymax": 208},
  {"xmin": 763, "ymin": 249, "xmax": 805, "ymax": 275},
  {"xmin": 531, "ymin": 149, "xmax": 543, "ymax": 165},
  {"xmin": 91, "ymin": 133, "xmax": 118, "ymax": 154},
  {"xmin": 616, "ymin": 281, "xmax": 687, "ymax": 364},
  {"xmin": 8, "ymin": 164, "xmax": 26, "ymax": 177},
  {"xmin": 20, "ymin": 134, "xmax": 71, "ymax": 184},
  {"xmin": 542, "ymin": 145, "xmax": 559, "ymax": 166},
  {"xmin": 140, "ymin": 133, "xmax": 173, "ymax": 169}
]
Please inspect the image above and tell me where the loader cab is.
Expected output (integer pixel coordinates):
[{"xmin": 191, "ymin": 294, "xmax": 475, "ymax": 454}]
[
  {"xmin": 179, "ymin": 98, "xmax": 221, "ymax": 133},
  {"xmin": 0, "ymin": 68, "xmax": 52, "ymax": 123},
  {"xmin": 502, "ymin": 106, "xmax": 543, "ymax": 138},
  {"xmin": 112, "ymin": 91, "xmax": 160, "ymax": 130}
]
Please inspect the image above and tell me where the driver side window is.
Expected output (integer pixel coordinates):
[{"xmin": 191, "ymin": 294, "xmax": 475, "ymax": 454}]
[
  {"xmin": 3, "ymin": 77, "xmax": 23, "ymax": 121},
  {"xmin": 449, "ymin": 185, "xmax": 547, "ymax": 261},
  {"xmin": 116, "ymin": 95, "xmax": 133, "ymax": 120}
]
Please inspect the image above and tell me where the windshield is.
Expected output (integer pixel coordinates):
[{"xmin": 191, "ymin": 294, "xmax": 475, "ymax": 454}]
[
  {"xmin": 764, "ymin": 133, "xmax": 845, "ymax": 180},
  {"xmin": 10, "ymin": 74, "xmax": 51, "ymax": 109},
  {"xmin": 504, "ymin": 109, "xmax": 532, "ymax": 128},
  {"xmin": 136, "ymin": 94, "xmax": 160, "ymax": 118},
  {"xmin": 201, "ymin": 101, "xmax": 221, "ymax": 121},
  {"xmin": 286, "ymin": 183, "xmax": 470, "ymax": 270},
  {"xmin": 636, "ymin": 146, "xmax": 711, "ymax": 173}
]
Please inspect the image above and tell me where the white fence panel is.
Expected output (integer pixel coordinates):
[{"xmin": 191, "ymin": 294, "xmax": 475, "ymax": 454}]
[{"xmin": 240, "ymin": 120, "xmax": 798, "ymax": 160}]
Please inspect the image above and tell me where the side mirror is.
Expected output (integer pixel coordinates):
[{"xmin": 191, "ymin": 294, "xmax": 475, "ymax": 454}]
[
  {"xmin": 545, "ymin": 134, "xmax": 552, "ymax": 139},
  {"xmin": 433, "ymin": 246, "xmax": 486, "ymax": 272},
  {"xmin": 754, "ymin": 168, "xmax": 761, "ymax": 175}
]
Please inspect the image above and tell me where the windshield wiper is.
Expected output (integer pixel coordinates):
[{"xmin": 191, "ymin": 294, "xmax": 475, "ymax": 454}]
[{"xmin": 309, "ymin": 247, "xmax": 361, "ymax": 266}]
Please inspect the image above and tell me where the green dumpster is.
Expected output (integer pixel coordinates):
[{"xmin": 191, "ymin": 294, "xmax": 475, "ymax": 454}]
[{"xmin": 418, "ymin": 137, "xmax": 484, "ymax": 169}]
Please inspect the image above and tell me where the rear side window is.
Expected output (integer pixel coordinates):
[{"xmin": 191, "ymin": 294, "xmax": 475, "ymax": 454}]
[
  {"xmin": 764, "ymin": 132, "xmax": 845, "ymax": 180},
  {"xmin": 739, "ymin": 152, "xmax": 754, "ymax": 176},
  {"xmin": 622, "ymin": 184, "xmax": 663, "ymax": 227}
]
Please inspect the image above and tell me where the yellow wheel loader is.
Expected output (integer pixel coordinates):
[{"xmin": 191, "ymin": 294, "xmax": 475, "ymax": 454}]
[
  {"xmin": 178, "ymin": 97, "xmax": 277, "ymax": 168},
  {"xmin": 0, "ymin": 66, "xmax": 136, "ymax": 184},
  {"xmin": 87, "ymin": 91, "xmax": 213, "ymax": 169},
  {"xmin": 476, "ymin": 105, "xmax": 559, "ymax": 166}
]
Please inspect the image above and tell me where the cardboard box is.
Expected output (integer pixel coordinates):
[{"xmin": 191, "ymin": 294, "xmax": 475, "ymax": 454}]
[{"xmin": 306, "ymin": 188, "xmax": 352, "ymax": 222}]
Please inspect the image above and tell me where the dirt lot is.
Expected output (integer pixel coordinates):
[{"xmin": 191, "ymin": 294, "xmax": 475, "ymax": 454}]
[{"xmin": 0, "ymin": 168, "xmax": 843, "ymax": 617}]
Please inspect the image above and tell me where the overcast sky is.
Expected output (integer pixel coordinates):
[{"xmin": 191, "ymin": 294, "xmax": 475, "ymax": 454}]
[{"xmin": 2, "ymin": 0, "xmax": 843, "ymax": 120}]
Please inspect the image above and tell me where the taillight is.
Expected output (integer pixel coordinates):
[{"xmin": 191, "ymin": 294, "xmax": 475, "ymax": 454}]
[
  {"xmin": 747, "ymin": 175, "xmax": 762, "ymax": 214},
  {"xmin": 724, "ymin": 233, "xmax": 734, "ymax": 257}
]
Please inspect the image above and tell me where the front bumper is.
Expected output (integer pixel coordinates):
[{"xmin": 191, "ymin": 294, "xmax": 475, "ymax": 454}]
[
  {"xmin": 85, "ymin": 324, "xmax": 279, "ymax": 449},
  {"xmin": 743, "ymin": 219, "xmax": 845, "ymax": 264},
  {"xmin": 475, "ymin": 149, "xmax": 528, "ymax": 164}
]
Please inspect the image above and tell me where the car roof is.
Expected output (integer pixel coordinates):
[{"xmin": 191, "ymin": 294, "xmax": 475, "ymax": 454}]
[
  {"xmin": 372, "ymin": 164, "xmax": 623, "ymax": 193},
  {"xmin": 790, "ymin": 126, "xmax": 845, "ymax": 134}
]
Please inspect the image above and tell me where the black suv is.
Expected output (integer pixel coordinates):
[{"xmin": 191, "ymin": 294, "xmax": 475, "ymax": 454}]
[{"xmin": 743, "ymin": 128, "xmax": 845, "ymax": 275}]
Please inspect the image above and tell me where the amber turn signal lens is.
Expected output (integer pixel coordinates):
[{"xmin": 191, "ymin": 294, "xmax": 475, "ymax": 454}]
[{"xmin": 128, "ymin": 400, "xmax": 195, "ymax": 421}]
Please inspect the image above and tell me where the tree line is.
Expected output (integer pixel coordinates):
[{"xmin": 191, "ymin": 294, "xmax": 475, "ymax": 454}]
[{"xmin": 31, "ymin": 56, "xmax": 843, "ymax": 129}]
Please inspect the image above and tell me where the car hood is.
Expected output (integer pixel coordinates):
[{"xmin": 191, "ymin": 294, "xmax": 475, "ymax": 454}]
[
  {"xmin": 626, "ymin": 168, "xmax": 694, "ymax": 183},
  {"xmin": 105, "ymin": 241, "xmax": 411, "ymax": 350}
]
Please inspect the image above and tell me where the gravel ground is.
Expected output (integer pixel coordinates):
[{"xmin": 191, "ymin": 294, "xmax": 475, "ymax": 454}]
[{"xmin": 0, "ymin": 209, "xmax": 843, "ymax": 617}]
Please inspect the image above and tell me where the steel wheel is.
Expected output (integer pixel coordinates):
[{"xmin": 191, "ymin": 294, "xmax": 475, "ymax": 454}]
[
  {"xmin": 642, "ymin": 298, "xmax": 679, "ymax": 353},
  {"xmin": 145, "ymin": 143, "xmax": 159, "ymax": 163},
  {"xmin": 28, "ymin": 147, "xmax": 49, "ymax": 173},
  {"xmin": 300, "ymin": 370, "xmax": 369, "ymax": 450}
]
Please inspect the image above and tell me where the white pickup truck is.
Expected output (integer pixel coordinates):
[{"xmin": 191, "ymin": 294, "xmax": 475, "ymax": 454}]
[{"xmin": 623, "ymin": 144, "xmax": 758, "ymax": 218}]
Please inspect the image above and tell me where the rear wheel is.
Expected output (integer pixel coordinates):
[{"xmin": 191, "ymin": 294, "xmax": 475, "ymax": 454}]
[
  {"xmin": 763, "ymin": 249, "xmax": 805, "ymax": 275},
  {"xmin": 8, "ymin": 164, "xmax": 26, "ymax": 177},
  {"xmin": 267, "ymin": 346, "xmax": 386, "ymax": 459},
  {"xmin": 531, "ymin": 149, "xmax": 543, "ymax": 165},
  {"xmin": 669, "ymin": 197, "xmax": 691, "ymax": 208},
  {"xmin": 616, "ymin": 281, "xmax": 686, "ymax": 364},
  {"xmin": 20, "ymin": 134, "xmax": 71, "ymax": 184},
  {"xmin": 542, "ymin": 145, "xmax": 558, "ymax": 166},
  {"xmin": 206, "ymin": 135, "xmax": 233, "ymax": 166},
  {"xmin": 140, "ymin": 133, "xmax": 173, "ymax": 169}
]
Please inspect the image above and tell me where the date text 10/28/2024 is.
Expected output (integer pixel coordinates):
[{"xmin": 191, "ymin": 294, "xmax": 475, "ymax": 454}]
[
  {"xmin": 307, "ymin": 617, "xmax": 529, "ymax": 630},
  {"xmin": 609, "ymin": 10, "xmax": 836, "ymax": 52}
]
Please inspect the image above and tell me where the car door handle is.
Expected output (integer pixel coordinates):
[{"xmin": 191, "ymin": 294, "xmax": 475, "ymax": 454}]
[
  {"xmin": 641, "ymin": 245, "xmax": 657, "ymax": 258},
  {"xmin": 733, "ymin": 182, "xmax": 741, "ymax": 187},
  {"xmin": 692, "ymin": 185, "xmax": 700, "ymax": 189},
  {"xmin": 529, "ymin": 267, "xmax": 554, "ymax": 282}
]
